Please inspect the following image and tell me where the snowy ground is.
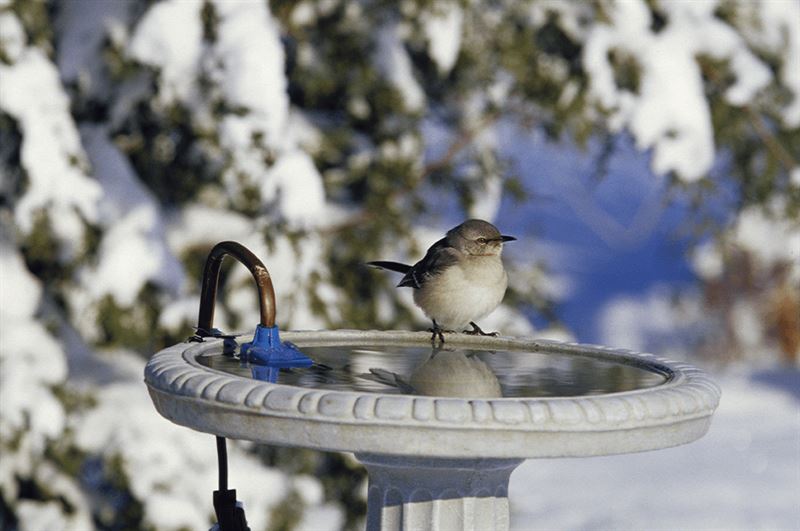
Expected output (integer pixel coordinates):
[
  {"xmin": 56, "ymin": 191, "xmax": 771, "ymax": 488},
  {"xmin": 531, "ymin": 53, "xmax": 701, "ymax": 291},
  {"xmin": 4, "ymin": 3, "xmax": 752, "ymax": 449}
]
[{"xmin": 509, "ymin": 366, "xmax": 800, "ymax": 531}]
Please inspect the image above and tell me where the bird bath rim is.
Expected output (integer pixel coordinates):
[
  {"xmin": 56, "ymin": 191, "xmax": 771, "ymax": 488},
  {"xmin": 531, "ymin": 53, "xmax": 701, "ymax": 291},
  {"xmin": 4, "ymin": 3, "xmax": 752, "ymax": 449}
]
[{"xmin": 145, "ymin": 329, "xmax": 720, "ymax": 459}]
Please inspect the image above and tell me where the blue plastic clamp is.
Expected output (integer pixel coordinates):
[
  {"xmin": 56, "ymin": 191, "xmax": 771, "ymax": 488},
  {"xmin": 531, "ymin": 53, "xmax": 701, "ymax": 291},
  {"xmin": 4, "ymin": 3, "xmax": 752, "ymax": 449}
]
[{"xmin": 240, "ymin": 325, "xmax": 313, "ymax": 369}]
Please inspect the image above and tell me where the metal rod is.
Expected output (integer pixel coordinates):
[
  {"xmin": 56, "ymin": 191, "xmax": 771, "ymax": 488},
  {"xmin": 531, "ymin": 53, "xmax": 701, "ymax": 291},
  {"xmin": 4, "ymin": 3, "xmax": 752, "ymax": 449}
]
[
  {"xmin": 216, "ymin": 436, "xmax": 228, "ymax": 491},
  {"xmin": 197, "ymin": 241, "xmax": 276, "ymax": 333}
]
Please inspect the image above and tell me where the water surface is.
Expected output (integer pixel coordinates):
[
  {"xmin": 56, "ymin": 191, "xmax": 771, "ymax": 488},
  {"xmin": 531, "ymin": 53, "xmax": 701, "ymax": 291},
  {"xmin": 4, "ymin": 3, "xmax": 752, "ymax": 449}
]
[{"xmin": 197, "ymin": 344, "xmax": 669, "ymax": 398}]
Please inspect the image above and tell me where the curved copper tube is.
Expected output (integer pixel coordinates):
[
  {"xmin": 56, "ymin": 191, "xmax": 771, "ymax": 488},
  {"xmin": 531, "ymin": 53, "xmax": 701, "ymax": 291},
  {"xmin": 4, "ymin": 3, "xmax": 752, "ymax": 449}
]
[{"xmin": 197, "ymin": 241, "xmax": 276, "ymax": 334}]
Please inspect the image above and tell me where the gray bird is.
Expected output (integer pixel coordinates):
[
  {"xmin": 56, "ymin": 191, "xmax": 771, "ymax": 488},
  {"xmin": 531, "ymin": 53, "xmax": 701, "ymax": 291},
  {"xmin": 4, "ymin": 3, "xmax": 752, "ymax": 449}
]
[{"xmin": 369, "ymin": 219, "xmax": 516, "ymax": 343}]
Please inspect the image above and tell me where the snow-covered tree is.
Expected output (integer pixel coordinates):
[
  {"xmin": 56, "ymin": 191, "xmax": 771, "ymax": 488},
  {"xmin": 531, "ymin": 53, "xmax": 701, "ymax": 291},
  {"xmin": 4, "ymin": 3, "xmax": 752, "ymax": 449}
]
[{"xmin": 1, "ymin": 0, "xmax": 797, "ymax": 529}]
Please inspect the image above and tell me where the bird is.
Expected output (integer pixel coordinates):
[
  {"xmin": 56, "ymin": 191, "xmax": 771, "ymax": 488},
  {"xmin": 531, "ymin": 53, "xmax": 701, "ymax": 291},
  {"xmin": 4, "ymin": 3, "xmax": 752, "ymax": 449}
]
[{"xmin": 368, "ymin": 219, "xmax": 516, "ymax": 343}]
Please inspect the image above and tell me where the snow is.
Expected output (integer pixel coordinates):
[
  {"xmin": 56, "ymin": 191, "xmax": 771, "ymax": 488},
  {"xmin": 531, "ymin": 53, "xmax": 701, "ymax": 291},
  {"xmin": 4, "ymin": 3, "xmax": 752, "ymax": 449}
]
[
  {"xmin": 691, "ymin": 240, "xmax": 724, "ymax": 280},
  {"xmin": 583, "ymin": 0, "xmax": 776, "ymax": 181},
  {"xmin": 0, "ymin": 245, "xmax": 67, "ymax": 446},
  {"xmin": 731, "ymin": 299, "xmax": 764, "ymax": 350},
  {"xmin": 738, "ymin": 0, "xmax": 800, "ymax": 127},
  {"xmin": 167, "ymin": 204, "xmax": 255, "ymax": 250},
  {"xmin": 422, "ymin": 3, "xmax": 464, "ymax": 75},
  {"xmin": 72, "ymin": 352, "xmax": 294, "ymax": 531},
  {"xmin": 598, "ymin": 285, "xmax": 707, "ymax": 357},
  {"xmin": 295, "ymin": 503, "xmax": 345, "ymax": 531},
  {"xmin": 0, "ymin": 45, "xmax": 101, "ymax": 255},
  {"xmin": 78, "ymin": 126, "xmax": 184, "ymax": 305},
  {"xmin": 290, "ymin": 2, "xmax": 316, "ymax": 27},
  {"xmin": 732, "ymin": 199, "xmax": 800, "ymax": 281},
  {"xmin": 16, "ymin": 501, "xmax": 68, "ymax": 531},
  {"xmin": 375, "ymin": 22, "xmax": 426, "ymax": 112},
  {"xmin": 0, "ymin": 318, "xmax": 67, "ymax": 440},
  {"xmin": 128, "ymin": 0, "xmax": 204, "ymax": 105},
  {"xmin": 262, "ymin": 150, "xmax": 327, "ymax": 226},
  {"xmin": 510, "ymin": 369, "xmax": 800, "ymax": 531},
  {"xmin": 0, "ymin": 246, "xmax": 92, "ymax": 529},
  {"xmin": 158, "ymin": 295, "xmax": 202, "ymax": 332},
  {"xmin": 212, "ymin": 0, "xmax": 289, "ymax": 144},
  {"xmin": 14, "ymin": 464, "xmax": 92, "ymax": 531},
  {"xmin": 1, "ymin": 0, "xmax": 341, "ymax": 524},
  {"xmin": 724, "ymin": 47, "xmax": 773, "ymax": 105},
  {"xmin": 83, "ymin": 205, "xmax": 165, "ymax": 305},
  {"xmin": 201, "ymin": 0, "xmax": 326, "ymax": 226},
  {"xmin": 587, "ymin": 0, "xmax": 716, "ymax": 181},
  {"xmin": 468, "ymin": 173, "xmax": 503, "ymax": 221},
  {"xmin": 0, "ymin": 11, "xmax": 25, "ymax": 62},
  {"xmin": 0, "ymin": 241, "xmax": 40, "ymax": 319}
]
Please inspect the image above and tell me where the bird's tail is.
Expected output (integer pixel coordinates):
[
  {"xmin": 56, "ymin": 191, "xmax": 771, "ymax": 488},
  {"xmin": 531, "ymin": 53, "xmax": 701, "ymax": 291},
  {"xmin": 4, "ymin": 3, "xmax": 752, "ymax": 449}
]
[{"xmin": 366, "ymin": 261, "xmax": 412, "ymax": 274}]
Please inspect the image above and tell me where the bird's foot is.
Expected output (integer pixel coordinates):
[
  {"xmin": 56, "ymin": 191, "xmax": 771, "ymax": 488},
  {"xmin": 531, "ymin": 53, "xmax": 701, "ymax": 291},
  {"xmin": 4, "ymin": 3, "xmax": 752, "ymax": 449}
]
[
  {"xmin": 428, "ymin": 321, "xmax": 452, "ymax": 344},
  {"xmin": 429, "ymin": 327, "xmax": 446, "ymax": 344},
  {"xmin": 464, "ymin": 322, "xmax": 499, "ymax": 337}
]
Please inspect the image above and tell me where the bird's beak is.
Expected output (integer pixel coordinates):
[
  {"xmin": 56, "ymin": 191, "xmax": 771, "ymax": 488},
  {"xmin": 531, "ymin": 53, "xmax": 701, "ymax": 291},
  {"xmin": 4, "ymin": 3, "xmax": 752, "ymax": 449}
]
[{"xmin": 500, "ymin": 235, "xmax": 516, "ymax": 242}]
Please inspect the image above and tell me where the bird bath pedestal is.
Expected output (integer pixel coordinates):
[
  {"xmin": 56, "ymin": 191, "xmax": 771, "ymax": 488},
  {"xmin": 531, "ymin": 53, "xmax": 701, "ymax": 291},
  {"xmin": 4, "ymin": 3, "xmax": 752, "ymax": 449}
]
[{"xmin": 145, "ymin": 330, "xmax": 720, "ymax": 530}]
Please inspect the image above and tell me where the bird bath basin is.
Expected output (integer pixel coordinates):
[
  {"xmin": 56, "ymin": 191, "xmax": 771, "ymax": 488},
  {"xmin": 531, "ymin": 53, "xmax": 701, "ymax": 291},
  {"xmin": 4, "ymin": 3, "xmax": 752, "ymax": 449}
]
[
  {"xmin": 145, "ymin": 330, "xmax": 720, "ymax": 530},
  {"xmin": 143, "ymin": 241, "xmax": 720, "ymax": 530}
]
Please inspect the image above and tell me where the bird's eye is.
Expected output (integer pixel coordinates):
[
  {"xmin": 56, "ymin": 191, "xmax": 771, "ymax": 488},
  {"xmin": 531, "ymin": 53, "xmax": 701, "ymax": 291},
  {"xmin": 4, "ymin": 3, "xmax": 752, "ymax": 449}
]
[{"xmin": 476, "ymin": 237, "xmax": 487, "ymax": 244}]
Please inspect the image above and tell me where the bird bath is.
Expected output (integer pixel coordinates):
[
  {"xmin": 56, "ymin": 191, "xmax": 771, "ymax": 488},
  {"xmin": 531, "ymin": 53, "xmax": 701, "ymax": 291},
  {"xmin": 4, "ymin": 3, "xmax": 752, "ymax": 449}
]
[
  {"xmin": 144, "ymin": 242, "xmax": 720, "ymax": 530},
  {"xmin": 146, "ymin": 331, "xmax": 720, "ymax": 530}
]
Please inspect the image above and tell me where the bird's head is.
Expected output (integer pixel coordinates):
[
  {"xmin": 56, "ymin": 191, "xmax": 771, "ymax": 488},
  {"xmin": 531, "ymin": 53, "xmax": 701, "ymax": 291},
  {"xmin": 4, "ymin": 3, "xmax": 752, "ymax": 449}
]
[{"xmin": 448, "ymin": 219, "xmax": 516, "ymax": 257}]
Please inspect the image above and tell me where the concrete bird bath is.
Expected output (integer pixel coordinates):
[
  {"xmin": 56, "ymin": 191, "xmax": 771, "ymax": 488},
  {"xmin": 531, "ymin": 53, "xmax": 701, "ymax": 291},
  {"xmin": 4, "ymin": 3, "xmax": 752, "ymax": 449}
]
[{"xmin": 144, "ymin": 243, "xmax": 720, "ymax": 530}]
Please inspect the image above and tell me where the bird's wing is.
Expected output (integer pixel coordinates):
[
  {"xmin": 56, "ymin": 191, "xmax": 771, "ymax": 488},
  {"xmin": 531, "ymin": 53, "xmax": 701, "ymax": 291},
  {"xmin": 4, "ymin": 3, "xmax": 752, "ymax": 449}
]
[{"xmin": 398, "ymin": 238, "xmax": 461, "ymax": 289}]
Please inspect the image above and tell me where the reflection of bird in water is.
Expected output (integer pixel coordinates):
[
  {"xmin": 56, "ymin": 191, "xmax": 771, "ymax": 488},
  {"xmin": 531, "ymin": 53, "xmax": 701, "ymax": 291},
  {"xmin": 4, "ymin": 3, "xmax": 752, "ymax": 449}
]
[
  {"xmin": 361, "ymin": 351, "xmax": 502, "ymax": 398},
  {"xmin": 368, "ymin": 219, "xmax": 515, "ymax": 344},
  {"xmin": 361, "ymin": 368, "xmax": 416, "ymax": 395}
]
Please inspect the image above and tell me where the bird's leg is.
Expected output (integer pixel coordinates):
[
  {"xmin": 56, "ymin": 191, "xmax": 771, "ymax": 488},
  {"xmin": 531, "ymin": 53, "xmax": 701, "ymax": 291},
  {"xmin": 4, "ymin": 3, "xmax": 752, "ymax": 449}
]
[
  {"xmin": 426, "ymin": 341, "xmax": 447, "ymax": 360},
  {"xmin": 428, "ymin": 320, "xmax": 447, "ymax": 344},
  {"xmin": 465, "ymin": 321, "xmax": 499, "ymax": 337}
]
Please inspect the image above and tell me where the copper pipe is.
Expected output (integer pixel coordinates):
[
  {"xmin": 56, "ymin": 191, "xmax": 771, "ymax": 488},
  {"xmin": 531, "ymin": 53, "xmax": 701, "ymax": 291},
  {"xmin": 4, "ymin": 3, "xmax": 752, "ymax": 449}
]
[{"xmin": 197, "ymin": 241, "xmax": 276, "ymax": 334}]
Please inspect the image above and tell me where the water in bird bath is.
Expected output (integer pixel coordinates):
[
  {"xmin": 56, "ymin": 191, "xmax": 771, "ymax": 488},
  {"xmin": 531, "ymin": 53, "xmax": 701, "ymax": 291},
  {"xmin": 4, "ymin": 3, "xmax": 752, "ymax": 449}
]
[{"xmin": 197, "ymin": 344, "xmax": 670, "ymax": 398}]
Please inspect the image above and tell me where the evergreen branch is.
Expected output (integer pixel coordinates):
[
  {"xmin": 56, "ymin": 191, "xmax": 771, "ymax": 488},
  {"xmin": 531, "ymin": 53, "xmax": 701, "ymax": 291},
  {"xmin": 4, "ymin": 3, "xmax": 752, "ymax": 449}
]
[{"xmin": 744, "ymin": 105, "xmax": 798, "ymax": 172}]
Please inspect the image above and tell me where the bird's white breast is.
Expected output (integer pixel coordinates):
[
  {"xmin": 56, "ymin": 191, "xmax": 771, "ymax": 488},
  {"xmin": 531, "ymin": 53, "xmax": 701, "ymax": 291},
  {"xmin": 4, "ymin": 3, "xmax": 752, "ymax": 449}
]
[{"xmin": 413, "ymin": 255, "xmax": 508, "ymax": 329}]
